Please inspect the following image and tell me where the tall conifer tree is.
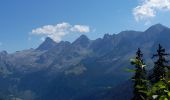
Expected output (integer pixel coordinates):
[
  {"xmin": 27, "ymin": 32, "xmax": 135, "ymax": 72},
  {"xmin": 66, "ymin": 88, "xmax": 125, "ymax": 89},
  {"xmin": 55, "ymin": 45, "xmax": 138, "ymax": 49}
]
[
  {"xmin": 148, "ymin": 44, "xmax": 170, "ymax": 99},
  {"xmin": 131, "ymin": 48, "xmax": 148, "ymax": 100},
  {"xmin": 151, "ymin": 44, "xmax": 170, "ymax": 83}
]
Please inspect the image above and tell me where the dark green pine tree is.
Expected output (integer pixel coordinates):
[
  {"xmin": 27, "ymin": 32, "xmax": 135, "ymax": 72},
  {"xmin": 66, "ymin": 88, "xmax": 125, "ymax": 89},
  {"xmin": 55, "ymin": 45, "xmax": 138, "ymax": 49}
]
[
  {"xmin": 147, "ymin": 44, "xmax": 170, "ymax": 100},
  {"xmin": 131, "ymin": 48, "xmax": 148, "ymax": 100},
  {"xmin": 151, "ymin": 44, "xmax": 170, "ymax": 83}
]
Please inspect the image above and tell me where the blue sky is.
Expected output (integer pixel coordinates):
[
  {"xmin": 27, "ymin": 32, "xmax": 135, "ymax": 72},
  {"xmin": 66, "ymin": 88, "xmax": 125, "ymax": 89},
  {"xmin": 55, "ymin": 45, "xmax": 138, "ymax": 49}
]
[{"xmin": 1, "ymin": 0, "xmax": 170, "ymax": 52}]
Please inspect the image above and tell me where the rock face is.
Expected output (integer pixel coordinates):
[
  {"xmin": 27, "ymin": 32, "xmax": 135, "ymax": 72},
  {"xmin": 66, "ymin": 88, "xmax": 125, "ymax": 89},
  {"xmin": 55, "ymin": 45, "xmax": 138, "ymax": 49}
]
[
  {"xmin": 0, "ymin": 24, "xmax": 170, "ymax": 100},
  {"xmin": 37, "ymin": 37, "xmax": 57, "ymax": 51}
]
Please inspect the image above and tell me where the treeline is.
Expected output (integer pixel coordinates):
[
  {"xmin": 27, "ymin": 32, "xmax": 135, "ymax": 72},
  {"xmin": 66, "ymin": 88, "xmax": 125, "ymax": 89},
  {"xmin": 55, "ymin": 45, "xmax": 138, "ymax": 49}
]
[{"xmin": 130, "ymin": 44, "xmax": 170, "ymax": 100}]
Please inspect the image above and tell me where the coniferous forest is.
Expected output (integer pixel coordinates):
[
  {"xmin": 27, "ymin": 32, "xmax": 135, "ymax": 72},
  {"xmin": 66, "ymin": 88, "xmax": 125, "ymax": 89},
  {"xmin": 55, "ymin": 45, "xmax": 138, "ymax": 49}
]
[{"xmin": 130, "ymin": 44, "xmax": 170, "ymax": 100}]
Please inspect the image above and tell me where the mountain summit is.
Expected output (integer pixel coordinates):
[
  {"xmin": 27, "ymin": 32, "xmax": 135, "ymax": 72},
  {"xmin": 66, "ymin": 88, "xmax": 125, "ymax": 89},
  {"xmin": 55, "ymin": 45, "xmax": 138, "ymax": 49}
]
[
  {"xmin": 145, "ymin": 24, "xmax": 169, "ymax": 33},
  {"xmin": 72, "ymin": 34, "xmax": 90, "ymax": 48},
  {"xmin": 37, "ymin": 37, "xmax": 57, "ymax": 51}
]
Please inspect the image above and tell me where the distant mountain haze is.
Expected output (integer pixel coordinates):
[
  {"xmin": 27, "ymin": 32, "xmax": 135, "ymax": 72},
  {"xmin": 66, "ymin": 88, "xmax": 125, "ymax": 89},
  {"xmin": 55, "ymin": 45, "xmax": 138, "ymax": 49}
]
[{"xmin": 0, "ymin": 24, "xmax": 170, "ymax": 100}]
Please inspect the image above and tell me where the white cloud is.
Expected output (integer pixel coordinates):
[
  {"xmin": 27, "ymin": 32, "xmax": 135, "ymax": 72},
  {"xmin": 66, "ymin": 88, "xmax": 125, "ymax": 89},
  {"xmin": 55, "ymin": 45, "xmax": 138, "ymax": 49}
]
[
  {"xmin": 71, "ymin": 25, "xmax": 90, "ymax": 33},
  {"xmin": 31, "ymin": 22, "xmax": 90, "ymax": 42},
  {"xmin": 133, "ymin": 0, "xmax": 170, "ymax": 21}
]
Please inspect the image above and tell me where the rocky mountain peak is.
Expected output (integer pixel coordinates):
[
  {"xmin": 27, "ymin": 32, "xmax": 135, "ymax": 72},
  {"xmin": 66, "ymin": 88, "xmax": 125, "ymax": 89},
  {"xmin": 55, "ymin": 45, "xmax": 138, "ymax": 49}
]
[
  {"xmin": 145, "ymin": 23, "xmax": 169, "ymax": 33},
  {"xmin": 36, "ymin": 37, "xmax": 57, "ymax": 51},
  {"xmin": 72, "ymin": 35, "xmax": 90, "ymax": 48}
]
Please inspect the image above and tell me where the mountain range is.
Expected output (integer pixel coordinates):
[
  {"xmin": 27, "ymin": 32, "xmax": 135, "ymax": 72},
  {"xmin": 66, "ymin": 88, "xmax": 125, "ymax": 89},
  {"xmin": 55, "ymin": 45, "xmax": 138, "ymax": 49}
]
[{"xmin": 1, "ymin": 24, "xmax": 170, "ymax": 100}]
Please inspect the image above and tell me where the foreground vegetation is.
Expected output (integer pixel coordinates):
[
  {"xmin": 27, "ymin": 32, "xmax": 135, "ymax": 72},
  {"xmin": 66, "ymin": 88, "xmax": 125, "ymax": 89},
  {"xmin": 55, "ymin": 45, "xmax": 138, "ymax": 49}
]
[{"xmin": 130, "ymin": 44, "xmax": 170, "ymax": 100}]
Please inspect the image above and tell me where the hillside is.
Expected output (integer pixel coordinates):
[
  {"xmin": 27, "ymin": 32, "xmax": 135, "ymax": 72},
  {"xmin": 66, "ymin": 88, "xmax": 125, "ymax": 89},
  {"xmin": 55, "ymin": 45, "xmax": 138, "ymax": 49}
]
[{"xmin": 0, "ymin": 24, "xmax": 170, "ymax": 100}]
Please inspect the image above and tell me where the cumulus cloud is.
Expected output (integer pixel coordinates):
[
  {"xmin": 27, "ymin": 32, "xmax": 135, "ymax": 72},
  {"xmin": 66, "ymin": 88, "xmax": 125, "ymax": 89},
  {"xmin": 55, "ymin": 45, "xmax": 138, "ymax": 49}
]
[
  {"xmin": 133, "ymin": 0, "xmax": 170, "ymax": 21},
  {"xmin": 71, "ymin": 25, "xmax": 90, "ymax": 32},
  {"xmin": 31, "ymin": 22, "xmax": 90, "ymax": 42}
]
